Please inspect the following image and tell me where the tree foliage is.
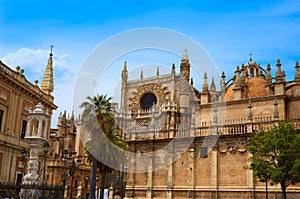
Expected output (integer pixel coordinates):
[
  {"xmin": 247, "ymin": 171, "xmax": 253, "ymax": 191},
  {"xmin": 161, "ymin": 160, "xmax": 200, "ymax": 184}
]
[
  {"xmin": 248, "ymin": 121, "xmax": 300, "ymax": 199},
  {"xmin": 80, "ymin": 94, "xmax": 127, "ymax": 199}
]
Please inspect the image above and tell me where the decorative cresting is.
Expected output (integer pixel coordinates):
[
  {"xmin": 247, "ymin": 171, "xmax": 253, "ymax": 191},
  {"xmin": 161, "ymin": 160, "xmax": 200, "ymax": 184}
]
[
  {"xmin": 129, "ymin": 83, "xmax": 170, "ymax": 112},
  {"xmin": 20, "ymin": 102, "xmax": 49, "ymax": 199}
]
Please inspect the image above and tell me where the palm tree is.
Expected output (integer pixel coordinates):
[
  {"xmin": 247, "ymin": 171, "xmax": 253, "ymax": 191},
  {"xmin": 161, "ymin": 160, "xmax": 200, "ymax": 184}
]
[{"xmin": 80, "ymin": 95, "xmax": 127, "ymax": 199}]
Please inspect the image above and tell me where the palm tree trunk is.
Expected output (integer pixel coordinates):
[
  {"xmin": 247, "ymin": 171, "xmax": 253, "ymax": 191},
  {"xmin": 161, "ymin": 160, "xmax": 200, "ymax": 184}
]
[
  {"xmin": 100, "ymin": 171, "xmax": 106, "ymax": 199},
  {"xmin": 89, "ymin": 157, "xmax": 97, "ymax": 199}
]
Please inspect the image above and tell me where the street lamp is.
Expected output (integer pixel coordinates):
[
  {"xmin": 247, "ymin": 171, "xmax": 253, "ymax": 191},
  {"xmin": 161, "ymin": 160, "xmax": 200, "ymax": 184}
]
[
  {"xmin": 62, "ymin": 149, "xmax": 69, "ymax": 188},
  {"xmin": 62, "ymin": 150, "xmax": 82, "ymax": 199}
]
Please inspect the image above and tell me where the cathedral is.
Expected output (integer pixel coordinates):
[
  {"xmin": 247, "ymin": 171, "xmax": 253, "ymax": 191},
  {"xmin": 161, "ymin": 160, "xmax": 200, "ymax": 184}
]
[
  {"xmin": 1, "ymin": 47, "xmax": 300, "ymax": 199},
  {"xmin": 112, "ymin": 49, "xmax": 300, "ymax": 199}
]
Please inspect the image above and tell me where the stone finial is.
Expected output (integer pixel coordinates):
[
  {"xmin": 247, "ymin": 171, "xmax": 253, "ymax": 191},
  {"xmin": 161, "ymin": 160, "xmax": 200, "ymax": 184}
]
[
  {"xmin": 202, "ymin": 72, "xmax": 209, "ymax": 92},
  {"xmin": 276, "ymin": 59, "xmax": 281, "ymax": 73},
  {"xmin": 41, "ymin": 46, "xmax": 54, "ymax": 94},
  {"xmin": 210, "ymin": 77, "xmax": 216, "ymax": 92},
  {"xmin": 123, "ymin": 61, "xmax": 127, "ymax": 71},
  {"xmin": 156, "ymin": 67, "xmax": 159, "ymax": 77},
  {"xmin": 275, "ymin": 59, "xmax": 285, "ymax": 82},
  {"xmin": 171, "ymin": 63, "xmax": 176, "ymax": 75},
  {"xmin": 234, "ymin": 65, "xmax": 241, "ymax": 88},
  {"xmin": 266, "ymin": 63, "xmax": 272, "ymax": 84},
  {"xmin": 140, "ymin": 70, "xmax": 143, "ymax": 80},
  {"xmin": 220, "ymin": 71, "xmax": 226, "ymax": 93},
  {"xmin": 295, "ymin": 61, "xmax": 300, "ymax": 82},
  {"xmin": 180, "ymin": 49, "xmax": 190, "ymax": 80},
  {"xmin": 182, "ymin": 48, "xmax": 188, "ymax": 60},
  {"xmin": 122, "ymin": 61, "xmax": 128, "ymax": 82}
]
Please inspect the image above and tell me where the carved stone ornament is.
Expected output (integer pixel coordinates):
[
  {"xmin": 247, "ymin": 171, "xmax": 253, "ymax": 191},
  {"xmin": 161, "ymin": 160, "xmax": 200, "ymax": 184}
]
[
  {"xmin": 130, "ymin": 83, "xmax": 169, "ymax": 112},
  {"xmin": 218, "ymin": 144, "xmax": 247, "ymax": 154},
  {"xmin": 218, "ymin": 144, "xmax": 227, "ymax": 153}
]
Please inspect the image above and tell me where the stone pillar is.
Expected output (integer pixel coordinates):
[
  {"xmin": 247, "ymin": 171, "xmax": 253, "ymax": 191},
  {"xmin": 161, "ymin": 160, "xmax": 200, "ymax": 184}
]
[
  {"xmin": 108, "ymin": 185, "xmax": 114, "ymax": 199},
  {"xmin": 247, "ymin": 101, "xmax": 253, "ymax": 133},
  {"xmin": 146, "ymin": 165, "xmax": 152, "ymax": 198},
  {"xmin": 19, "ymin": 141, "xmax": 44, "ymax": 199},
  {"xmin": 166, "ymin": 146, "xmax": 173, "ymax": 199},
  {"xmin": 247, "ymin": 153, "xmax": 254, "ymax": 199},
  {"xmin": 188, "ymin": 148, "xmax": 195, "ymax": 199},
  {"xmin": 211, "ymin": 148, "xmax": 218, "ymax": 195}
]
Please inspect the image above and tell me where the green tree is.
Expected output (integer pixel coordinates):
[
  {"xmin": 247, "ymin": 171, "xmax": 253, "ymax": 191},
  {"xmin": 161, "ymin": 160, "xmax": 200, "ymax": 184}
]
[
  {"xmin": 80, "ymin": 95, "xmax": 127, "ymax": 199},
  {"xmin": 248, "ymin": 122, "xmax": 300, "ymax": 199}
]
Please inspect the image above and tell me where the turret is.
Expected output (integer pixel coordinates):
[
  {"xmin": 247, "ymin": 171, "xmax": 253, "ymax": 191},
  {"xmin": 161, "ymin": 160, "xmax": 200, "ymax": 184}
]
[
  {"xmin": 294, "ymin": 61, "xmax": 300, "ymax": 82},
  {"xmin": 180, "ymin": 48, "xmax": 190, "ymax": 81},
  {"xmin": 233, "ymin": 66, "xmax": 243, "ymax": 100},
  {"xmin": 201, "ymin": 72, "xmax": 210, "ymax": 104},
  {"xmin": 274, "ymin": 59, "xmax": 286, "ymax": 95},
  {"xmin": 121, "ymin": 61, "xmax": 128, "ymax": 82},
  {"xmin": 266, "ymin": 63, "xmax": 273, "ymax": 95},
  {"xmin": 121, "ymin": 61, "xmax": 128, "ymax": 110}
]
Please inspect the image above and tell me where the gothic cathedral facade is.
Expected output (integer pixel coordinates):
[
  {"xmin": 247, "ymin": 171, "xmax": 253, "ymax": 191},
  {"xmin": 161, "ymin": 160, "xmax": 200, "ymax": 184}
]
[{"xmin": 113, "ymin": 50, "xmax": 300, "ymax": 199}]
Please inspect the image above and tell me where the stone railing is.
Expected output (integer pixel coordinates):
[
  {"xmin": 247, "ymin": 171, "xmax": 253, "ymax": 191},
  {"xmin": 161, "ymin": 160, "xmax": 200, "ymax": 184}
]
[{"xmin": 124, "ymin": 116, "xmax": 300, "ymax": 141}]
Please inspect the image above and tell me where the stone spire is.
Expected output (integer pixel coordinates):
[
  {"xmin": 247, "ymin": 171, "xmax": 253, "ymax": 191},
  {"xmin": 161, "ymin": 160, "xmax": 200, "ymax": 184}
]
[
  {"xmin": 140, "ymin": 70, "xmax": 143, "ymax": 80},
  {"xmin": 202, "ymin": 72, "xmax": 209, "ymax": 92},
  {"xmin": 122, "ymin": 61, "xmax": 128, "ymax": 82},
  {"xmin": 171, "ymin": 63, "xmax": 176, "ymax": 75},
  {"xmin": 210, "ymin": 78, "xmax": 216, "ymax": 92},
  {"xmin": 294, "ymin": 61, "xmax": 300, "ymax": 82},
  {"xmin": 183, "ymin": 48, "xmax": 188, "ymax": 60},
  {"xmin": 220, "ymin": 71, "xmax": 226, "ymax": 93},
  {"xmin": 275, "ymin": 59, "xmax": 285, "ymax": 82},
  {"xmin": 41, "ymin": 45, "xmax": 54, "ymax": 94},
  {"xmin": 156, "ymin": 67, "xmax": 160, "ymax": 77},
  {"xmin": 180, "ymin": 49, "xmax": 190, "ymax": 81},
  {"xmin": 266, "ymin": 63, "xmax": 272, "ymax": 84},
  {"xmin": 234, "ymin": 65, "xmax": 241, "ymax": 88}
]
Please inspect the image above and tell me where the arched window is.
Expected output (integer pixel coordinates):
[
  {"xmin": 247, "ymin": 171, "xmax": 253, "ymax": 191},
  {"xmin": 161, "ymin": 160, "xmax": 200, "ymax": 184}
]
[{"xmin": 250, "ymin": 68, "xmax": 254, "ymax": 78}]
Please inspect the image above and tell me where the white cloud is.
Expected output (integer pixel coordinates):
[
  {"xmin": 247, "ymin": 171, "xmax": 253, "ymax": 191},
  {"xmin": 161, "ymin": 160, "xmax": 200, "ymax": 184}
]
[{"xmin": 1, "ymin": 48, "xmax": 77, "ymax": 127}]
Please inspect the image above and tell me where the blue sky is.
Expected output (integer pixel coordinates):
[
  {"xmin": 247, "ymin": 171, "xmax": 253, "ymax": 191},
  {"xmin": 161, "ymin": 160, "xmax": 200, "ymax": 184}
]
[{"xmin": 1, "ymin": 0, "xmax": 300, "ymax": 127}]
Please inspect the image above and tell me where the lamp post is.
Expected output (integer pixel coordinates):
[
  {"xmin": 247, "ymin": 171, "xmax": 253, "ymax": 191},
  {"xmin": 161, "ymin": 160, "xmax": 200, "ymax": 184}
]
[{"xmin": 63, "ymin": 149, "xmax": 82, "ymax": 199}]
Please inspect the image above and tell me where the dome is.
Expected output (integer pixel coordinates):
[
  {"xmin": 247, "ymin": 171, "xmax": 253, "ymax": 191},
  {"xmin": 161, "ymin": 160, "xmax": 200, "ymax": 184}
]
[{"xmin": 225, "ymin": 78, "xmax": 268, "ymax": 101}]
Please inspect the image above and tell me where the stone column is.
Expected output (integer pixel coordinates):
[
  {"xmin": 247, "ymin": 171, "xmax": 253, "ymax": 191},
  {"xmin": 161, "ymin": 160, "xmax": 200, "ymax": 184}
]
[
  {"xmin": 188, "ymin": 148, "xmax": 195, "ymax": 199},
  {"xmin": 146, "ymin": 165, "xmax": 152, "ymax": 198},
  {"xmin": 19, "ymin": 141, "xmax": 43, "ymax": 199},
  {"xmin": 211, "ymin": 148, "xmax": 218, "ymax": 197},
  {"xmin": 247, "ymin": 153, "xmax": 254, "ymax": 199},
  {"xmin": 108, "ymin": 185, "xmax": 114, "ymax": 199},
  {"xmin": 166, "ymin": 154, "xmax": 173, "ymax": 199}
]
